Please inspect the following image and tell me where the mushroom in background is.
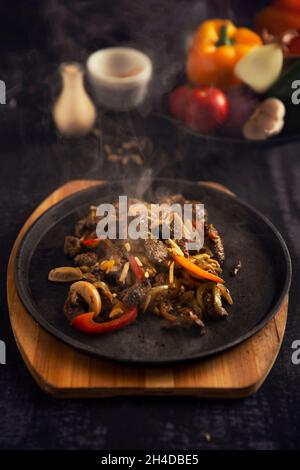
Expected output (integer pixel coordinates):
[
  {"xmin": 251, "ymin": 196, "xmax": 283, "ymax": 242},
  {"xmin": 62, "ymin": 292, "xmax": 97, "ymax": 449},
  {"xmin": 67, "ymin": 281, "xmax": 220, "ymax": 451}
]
[{"xmin": 243, "ymin": 98, "xmax": 285, "ymax": 140}]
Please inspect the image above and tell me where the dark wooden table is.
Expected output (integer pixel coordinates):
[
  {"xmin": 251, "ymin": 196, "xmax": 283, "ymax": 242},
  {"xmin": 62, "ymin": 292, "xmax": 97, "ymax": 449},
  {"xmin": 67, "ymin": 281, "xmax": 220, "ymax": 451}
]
[{"xmin": 0, "ymin": 0, "xmax": 299, "ymax": 450}]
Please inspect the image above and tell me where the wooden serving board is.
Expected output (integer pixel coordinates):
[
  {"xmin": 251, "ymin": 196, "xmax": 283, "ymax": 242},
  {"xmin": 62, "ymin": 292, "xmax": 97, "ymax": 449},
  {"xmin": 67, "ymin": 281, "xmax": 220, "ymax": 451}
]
[{"xmin": 7, "ymin": 179, "xmax": 288, "ymax": 398}]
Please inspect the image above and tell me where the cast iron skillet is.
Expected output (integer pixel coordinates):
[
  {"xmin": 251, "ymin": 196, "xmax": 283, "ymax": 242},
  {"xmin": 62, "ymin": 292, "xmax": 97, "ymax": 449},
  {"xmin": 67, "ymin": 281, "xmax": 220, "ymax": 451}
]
[{"xmin": 14, "ymin": 178, "xmax": 292, "ymax": 365}]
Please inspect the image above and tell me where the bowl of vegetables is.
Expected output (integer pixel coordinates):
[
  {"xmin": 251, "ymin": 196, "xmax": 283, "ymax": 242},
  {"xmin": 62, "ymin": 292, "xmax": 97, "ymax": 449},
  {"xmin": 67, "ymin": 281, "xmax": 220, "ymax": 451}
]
[{"xmin": 162, "ymin": 7, "xmax": 300, "ymax": 145}]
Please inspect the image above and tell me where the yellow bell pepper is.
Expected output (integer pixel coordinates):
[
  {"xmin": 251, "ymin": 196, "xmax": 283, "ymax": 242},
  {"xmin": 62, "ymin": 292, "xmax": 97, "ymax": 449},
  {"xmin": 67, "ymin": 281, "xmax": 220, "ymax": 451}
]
[{"xmin": 187, "ymin": 19, "xmax": 262, "ymax": 90}]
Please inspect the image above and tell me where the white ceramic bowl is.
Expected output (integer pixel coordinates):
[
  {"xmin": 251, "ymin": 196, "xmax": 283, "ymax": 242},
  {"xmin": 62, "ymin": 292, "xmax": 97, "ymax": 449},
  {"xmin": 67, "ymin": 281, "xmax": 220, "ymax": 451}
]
[{"xmin": 86, "ymin": 47, "xmax": 153, "ymax": 111}]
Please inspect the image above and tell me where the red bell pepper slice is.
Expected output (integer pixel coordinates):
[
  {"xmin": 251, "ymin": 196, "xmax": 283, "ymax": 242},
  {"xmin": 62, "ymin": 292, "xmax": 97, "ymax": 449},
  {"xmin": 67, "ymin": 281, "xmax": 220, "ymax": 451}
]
[
  {"xmin": 71, "ymin": 307, "xmax": 138, "ymax": 334},
  {"xmin": 128, "ymin": 255, "xmax": 144, "ymax": 282},
  {"xmin": 82, "ymin": 238, "xmax": 102, "ymax": 249}
]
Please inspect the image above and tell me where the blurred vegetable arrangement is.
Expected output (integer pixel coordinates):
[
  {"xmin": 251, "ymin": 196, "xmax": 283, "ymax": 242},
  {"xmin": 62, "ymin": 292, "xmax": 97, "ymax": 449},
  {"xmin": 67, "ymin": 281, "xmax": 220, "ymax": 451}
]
[{"xmin": 169, "ymin": 7, "xmax": 300, "ymax": 141}]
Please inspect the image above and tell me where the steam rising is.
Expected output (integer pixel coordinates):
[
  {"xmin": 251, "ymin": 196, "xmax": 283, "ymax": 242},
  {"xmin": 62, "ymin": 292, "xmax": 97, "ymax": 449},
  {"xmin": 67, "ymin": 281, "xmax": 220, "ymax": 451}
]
[{"xmin": 3, "ymin": 1, "xmax": 262, "ymax": 194}]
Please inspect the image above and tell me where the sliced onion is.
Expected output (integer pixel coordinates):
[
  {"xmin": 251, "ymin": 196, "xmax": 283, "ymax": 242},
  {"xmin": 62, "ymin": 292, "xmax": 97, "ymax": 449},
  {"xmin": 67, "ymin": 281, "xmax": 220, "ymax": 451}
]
[
  {"xmin": 142, "ymin": 293, "xmax": 152, "ymax": 313},
  {"xmin": 119, "ymin": 261, "xmax": 130, "ymax": 283},
  {"xmin": 134, "ymin": 256, "xmax": 143, "ymax": 267},
  {"xmin": 109, "ymin": 305, "xmax": 125, "ymax": 319},
  {"xmin": 212, "ymin": 285, "xmax": 227, "ymax": 317},
  {"xmin": 150, "ymin": 285, "xmax": 169, "ymax": 297},
  {"xmin": 218, "ymin": 283, "xmax": 233, "ymax": 305},
  {"xmin": 142, "ymin": 285, "xmax": 169, "ymax": 312},
  {"xmin": 169, "ymin": 261, "xmax": 175, "ymax": 285},
  {"xmin": 93, "ymin": 280, "xmax": 114, "ymax": 302},
  {"xmin": 167, "ymin": 239, "xmax": 184, "ymax": 256}
]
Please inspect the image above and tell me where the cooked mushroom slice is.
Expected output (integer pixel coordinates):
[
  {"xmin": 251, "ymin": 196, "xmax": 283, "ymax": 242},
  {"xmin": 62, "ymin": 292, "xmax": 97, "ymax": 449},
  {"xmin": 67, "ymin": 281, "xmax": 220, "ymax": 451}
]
[
  {"xmin": 48, "ymin": 267, "xmax": 83, "ymax": 282},
  {"xmin": 243, "ymin": 98, "xmax": 285, "ymax": 141},
  {"xmin": 69, "ymin": 281, "xmax": 102, "ymax": 317}
]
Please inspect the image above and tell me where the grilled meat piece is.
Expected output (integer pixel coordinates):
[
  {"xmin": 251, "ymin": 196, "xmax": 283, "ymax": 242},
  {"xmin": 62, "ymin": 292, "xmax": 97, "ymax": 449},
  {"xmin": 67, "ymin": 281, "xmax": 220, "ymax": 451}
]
[
  {"xmin": 115, "ymin": 243, "xmax": 129, "ymax": 261},
  {"xmin": 175, "ymin": 307, "xmax": 205, "ymax": 328},
  {"xmin": 144, "ymin": 239, "xmax": 170, "ymax": 266},
  {"xmin": 120, "ymin": 280, "xmax": 151, "ymax": 308},
  {"xmin": 203, "ymin": 292, "xmax": 215, "ymax": 317},
  {"xmin": 101, "ymin": 239, "xmax": 127, "ymax": 263},
  {"xmin": 74, "ymin": 219, "xmax": 86, "ymax": 238},
  {"xmin": 64, "ymin": 236, "xmax": 81, "ymax": 258},
  {"xmin": 64, "ymin": 295, "xmax": 85, "ymax": 322},
  {"xmin": 176, "ymin": 238, "xmax": 189, "ymax": 256},
  {"xmin": 74, "ymin": 252, "xmax": 98, "ymax": 267},
  {"xmin": 90, "ymin": 265, "xmax": 105, "ymax": 281},
  {"xmin": 205, "ymin": 223, "xmax": 225, "ymax": 265},
  {"xmin": 74, "ymin": 214, "xmax": 97, "ymax": 238},
  {"xmin": 154, "ymin": 272, "xmax": 167, "ymax": 285},
  {"xmin": 160, "ymin": 300, "xmax": 204, "ymax": 329}
]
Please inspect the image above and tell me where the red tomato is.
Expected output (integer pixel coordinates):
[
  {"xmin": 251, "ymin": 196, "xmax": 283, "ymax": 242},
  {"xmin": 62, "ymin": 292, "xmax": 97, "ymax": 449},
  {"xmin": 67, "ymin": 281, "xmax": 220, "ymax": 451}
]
[
  {"xmin": 184, "ymin": 87, "xmax": 228, "ymax": 133},
  {"xmin": 169, "ymin": 85, "xmax": 192, "ymax": 120}
]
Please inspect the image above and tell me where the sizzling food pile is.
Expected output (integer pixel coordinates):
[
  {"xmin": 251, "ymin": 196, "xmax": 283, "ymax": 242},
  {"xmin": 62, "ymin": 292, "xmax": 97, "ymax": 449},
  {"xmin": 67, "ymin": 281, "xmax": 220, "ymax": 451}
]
[{"xmin": 48, "ymin": 195, "xmax": 233, "ymax": 335}]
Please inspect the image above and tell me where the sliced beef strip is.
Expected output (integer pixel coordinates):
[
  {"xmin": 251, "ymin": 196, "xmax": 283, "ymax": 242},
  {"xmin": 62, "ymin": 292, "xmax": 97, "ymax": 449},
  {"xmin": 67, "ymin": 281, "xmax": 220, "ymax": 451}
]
[
  {"xmin": 64, "ymin": 295, "xmax": 86, "ymax": 322},
  {"xmin": 101, "ymin": 239, "xmax": 128, "ymax": 263},
  {"xmin": 74, "ymin": 214, "xmax": 97, "ymax": 238},
  {"xmin": 74, "ymin": 252, "xmax": 98, "ymax": 267},
  {"xmin": 120, "ymin": 280, "xmax": 151, "ymax": 308},
  {"xmin": 74, "ymin": 219, "xmax": 86, "ymax": 238},
  {"xmin": 205, "ymin": 223, "xmax": 225, "ymax": 265},
  {"xmin": 64, "ymin": 236, "xmax": 81, "ymax": 258},
  {"xmin": 154, "ymin": 272, "xmax": 167, "ymax": 285},
  {"xmin": 90, "ymin": 265, "xmax": 105, "ymax": 281},
  {"xmin": 115, "ymin": 242, "xmax": 129, "ymax": 261},
  {"xmin": 144, "ymin": 239, "xmax": 170, "ymax": 266},
  {"xmin": 176, "ymin": 238, "xmax": 189, "ymax": 256}
]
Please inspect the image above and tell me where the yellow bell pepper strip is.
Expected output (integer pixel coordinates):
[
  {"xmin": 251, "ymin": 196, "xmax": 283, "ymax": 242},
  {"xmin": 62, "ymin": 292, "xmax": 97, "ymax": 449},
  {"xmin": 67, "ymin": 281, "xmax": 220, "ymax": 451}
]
[
  {"xmin": 71, "ymin": 307, "xmax": 138, "ymax": 334},
  {"xmin": 171, "ymin": 252, "xmax": 224, "ymax": 284},
  {"xmin": 255, "ymin": 0, "xmax": 300, "ymax": 37},
  {"xmin": 187, "ymin": 19, "xmax": 262, "ymax": 90}
]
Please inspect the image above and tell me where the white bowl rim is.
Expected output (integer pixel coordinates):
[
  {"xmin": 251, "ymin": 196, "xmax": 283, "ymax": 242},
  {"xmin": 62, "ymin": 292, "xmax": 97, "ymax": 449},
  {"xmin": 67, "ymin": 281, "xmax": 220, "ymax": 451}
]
[{"xmin": 86, "ymin": 47, "xmax": 152, "ymax": 85}]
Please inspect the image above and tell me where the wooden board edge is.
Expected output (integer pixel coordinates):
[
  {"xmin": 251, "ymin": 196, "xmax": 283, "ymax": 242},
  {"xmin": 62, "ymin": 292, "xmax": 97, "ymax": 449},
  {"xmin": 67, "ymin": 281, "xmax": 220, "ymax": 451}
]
[
  {"xmin": 6, "ymin": 179, "xmax": 106, "ymax": 391},
  {"xmin": 32, "ymin": 380, "xmax": 271, "ymax": 399},
  {"xmin": 25, "ymin": 298, "xmax": 288, "ymax": 399}
]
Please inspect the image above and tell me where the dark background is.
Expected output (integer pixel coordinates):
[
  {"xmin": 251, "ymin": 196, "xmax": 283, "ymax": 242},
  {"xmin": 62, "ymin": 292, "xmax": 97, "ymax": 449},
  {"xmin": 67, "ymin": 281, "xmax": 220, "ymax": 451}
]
[{"xmin": 1, "ymin": 0, "xmax": 300, "ymax": 450}]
